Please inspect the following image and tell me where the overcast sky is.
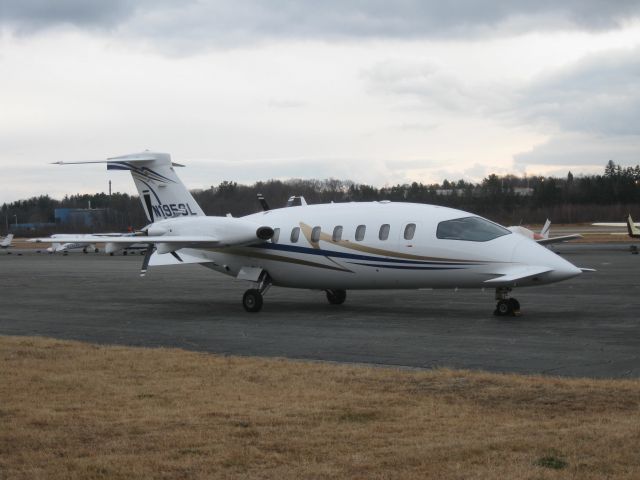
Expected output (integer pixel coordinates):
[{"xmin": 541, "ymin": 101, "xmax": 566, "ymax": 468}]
[{"xmin": 1, "ymin": 1, "xmax": 639, "ymax": 203}]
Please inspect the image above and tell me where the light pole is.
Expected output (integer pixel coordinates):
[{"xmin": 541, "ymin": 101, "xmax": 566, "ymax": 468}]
[{"xmin": 13, "ymin": 214, "xmax": 17, "ymax": 228}]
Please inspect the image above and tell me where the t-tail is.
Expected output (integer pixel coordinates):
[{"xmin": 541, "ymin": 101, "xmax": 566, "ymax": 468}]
[
  {"xmin": 54, "ymin": 151, "xmax": 205, "ymax": 223},
  {"xmin": 626, "ymin": 214, "xmax": 640, "ymax": 238},
  {"xmin": 0, "ymin": 233, "xmax": 14, "ymax": 248},
  {"xmin": 107, "ymin": 152, "xmax": 204, "ymax": 222},
  {"xmin": 540, "ymin": 219, "xmax": 551, "ymax": 240}
]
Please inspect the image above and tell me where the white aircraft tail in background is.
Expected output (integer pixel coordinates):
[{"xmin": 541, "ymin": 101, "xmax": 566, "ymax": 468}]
[
  {"xmin": 1, "ymin": 233, "xmax": 14, "ymax": 248},
  {"xmin": 34, "ymin": 151, "xmax": 591, "ymax": 316},
  {"xmin": 592, "ymin": 214, "xmax": 640, "ymax": 239},
  {"xmin": 508, "ymin": 220, "xmax": 582, "ymax": 245}
]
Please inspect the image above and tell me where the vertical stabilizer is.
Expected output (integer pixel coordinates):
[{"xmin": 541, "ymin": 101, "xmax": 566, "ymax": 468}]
[
  {"xmin": 107, "ymin": 152, "xmax": 204, "ymax": 222},
  {"xmin": 0, "ymin": 233, "xmax": 14, "ymax": 248},
  {"xmin": 626, "ymin": 214, "xmax": 640, "ymax": 238},
  {"xmin": 540, "ymin": 219, "xmax": 551, "ymax": 239}
]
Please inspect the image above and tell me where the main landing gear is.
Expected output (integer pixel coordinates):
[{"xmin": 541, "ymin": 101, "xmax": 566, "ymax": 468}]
[
  {"xmin": 325, "ymin": 289, "xmax": 347, "ymax": 305},
  {"xmin": 494, "ymin": 287, "xmax": 521, "ymax": 317},
  {"xmin": 242, "ymin": 271, "xmax": 272, "ymax": 313}
]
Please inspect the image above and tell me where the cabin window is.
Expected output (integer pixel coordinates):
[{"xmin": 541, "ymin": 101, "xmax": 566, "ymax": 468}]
[
  {"xmin": 290, "ymin": 227, "xmax": 300, "ymax": 243},
  {"xmin": 404, "ymin": 223, "xmax": 416, "ymax": 240},
  {"xmin": 379, "ymin": 224, "xmax": 390, "ymax": 241},
  {"xmin": 271, "ymin": 228, "xmax": 280, "ymax": 244},
  {"xmin": 436, "ymin": 216, "xmax": 511, "ymax": 242},
  {"xmin": 332, "ymin": 226, "xmax": 343, "ymax": 242},
  {"xmin": 311, "ymin": 226, "xmax": 321, "ymax": 243},
  {"xmin": 355, "ymin": 225, "xmax": 366, "ymax": 241}
]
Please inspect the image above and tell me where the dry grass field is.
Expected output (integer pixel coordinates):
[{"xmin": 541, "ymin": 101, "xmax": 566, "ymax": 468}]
[{"xmin": 1, "ymin": 335, "xmax": 639, "ymax": 479}]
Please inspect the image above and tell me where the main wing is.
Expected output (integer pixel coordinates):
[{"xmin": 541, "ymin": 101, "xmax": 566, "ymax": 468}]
[{"xmin": 31, "ymin": 234, "xmax": 224, "ymax": 248}]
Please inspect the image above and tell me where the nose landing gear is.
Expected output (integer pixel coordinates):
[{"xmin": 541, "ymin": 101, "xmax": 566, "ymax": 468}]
[
  {"xmin": 242, "ymin": 271, "xmax": 272, "ymax": 313},
  {"xmin": 494, "ymin": 287, "xmax": 520, "ymax": 317}
]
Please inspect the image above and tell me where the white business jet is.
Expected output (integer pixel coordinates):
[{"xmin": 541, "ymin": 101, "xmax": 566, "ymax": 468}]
[
  {"xmin": 33, "ymin": 152, "xmax": 588, "ymax": 316},
  {"xmin": 47, "ymin": 233, "xmax": 147, "ymax": 255},
  {"xmin": 46, "ymin": 234, "xmax": 100, "ymax": 254}
]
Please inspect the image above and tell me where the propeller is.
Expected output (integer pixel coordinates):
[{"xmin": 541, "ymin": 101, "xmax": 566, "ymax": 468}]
[
  {"xmin": 140, "ymin": 243, "xmax": 155, "ymax": 277},
  {"xmin": 257, "ymin": 193, "xmax": 270, "ymax": 211}
]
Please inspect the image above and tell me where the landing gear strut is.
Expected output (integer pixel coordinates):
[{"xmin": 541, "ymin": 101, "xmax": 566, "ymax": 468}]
[
  {"xmin": 494, "ymin": 287, "xmax": 520, "ymax": 317},
  {"xmin": 325, "ymin": 289, "xmax": 347, "ymax": 305},
  {"xmin": 242, "ymin": 271, "xmax": 272, "ymax": 313}
]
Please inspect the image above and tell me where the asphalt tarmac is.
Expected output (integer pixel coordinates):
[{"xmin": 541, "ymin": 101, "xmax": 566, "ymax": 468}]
[{"xmin": 1, "ymin": 244, "xmax": 639, "ymax": 378}]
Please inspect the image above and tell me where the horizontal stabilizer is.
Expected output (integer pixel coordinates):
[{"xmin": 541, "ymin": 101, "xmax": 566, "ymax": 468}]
[{"xmin": 484, "ymin": 265, "xmax": 552, "ymax": 285}]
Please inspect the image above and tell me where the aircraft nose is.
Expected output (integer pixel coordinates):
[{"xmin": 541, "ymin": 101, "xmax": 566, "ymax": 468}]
[{"xmin": 511, "ymin": 238, "xmax": 582, "ymax": 282}]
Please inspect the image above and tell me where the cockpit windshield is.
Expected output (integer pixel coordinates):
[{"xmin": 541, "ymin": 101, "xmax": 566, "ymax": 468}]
[{"xmin": 436, "ymin": 216, "xmax": 511, "ymax": 242}]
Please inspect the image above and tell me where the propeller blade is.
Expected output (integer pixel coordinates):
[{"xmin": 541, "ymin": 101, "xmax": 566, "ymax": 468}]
[
  {"xmin": 140, "ymin": 244, "xmax": 155, "ymax": 277},
  {"xmin": 257, "ymin": 193, "xmax": 270, "ymax": 211}
]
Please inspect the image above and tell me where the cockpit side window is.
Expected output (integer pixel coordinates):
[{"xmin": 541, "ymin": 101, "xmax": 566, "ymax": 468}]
[{"xmin": 436, "ymin": 216, "xmax": 511, "ymax": 242}]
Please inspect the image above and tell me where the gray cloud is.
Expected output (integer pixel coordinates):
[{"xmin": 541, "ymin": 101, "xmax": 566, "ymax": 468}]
[
  {"xmin": 0, "ymin": 0, "xmax": 140, "ymax": 32},
  {"xmin": 363, "ymin": 61, "xmax": 510, "ymax": 113},
  {"xmin": 514, "ymin": 50, "xmax": 640, "ymax": 136},
  {"xmin": 513, "ymin": 133, "xmax": 640, "ymax": 167},
  {"xmin": 2, "ymin": 1, "xmax": 639, "ymax": 43},
  {"xmin": 511, "ymin": 50, "xmax": 640, "ymax": 169},
  {"xmin": 365, "ymin": 47, "xmax": 640, "ymax": 170}
]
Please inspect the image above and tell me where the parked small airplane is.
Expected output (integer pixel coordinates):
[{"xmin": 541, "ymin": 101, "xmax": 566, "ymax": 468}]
[
  {"xmin": 1, "ymin": 233, "xmax": 14, "ymax": 249},
  {"xmin": 593, "ymin": 214, "xmax": 640, "ymax": 239},
  {"xmin": 508, "ymin": 219, "xmax": 582, "ymax": 245},
  {"xmin": 46, "ymin": 234, "xmax": 100, "ymax": 254},
  {"xmin": 33, "ymin": 152, "xmax": 590, "ymax": 316}
]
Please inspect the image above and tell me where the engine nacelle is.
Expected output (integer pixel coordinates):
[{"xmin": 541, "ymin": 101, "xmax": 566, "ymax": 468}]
[{"xmin": 144, "ymin": 216, "xmax": 274, "ymax": 249}]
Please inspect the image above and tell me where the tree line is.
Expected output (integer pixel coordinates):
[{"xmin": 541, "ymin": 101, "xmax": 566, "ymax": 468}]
[{"xmin": 2, "ymin": 160, "xmax": 639, "ymax": 235}]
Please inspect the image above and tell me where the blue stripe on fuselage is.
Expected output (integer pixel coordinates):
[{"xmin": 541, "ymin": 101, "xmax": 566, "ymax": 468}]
[{"xmin": 250, "ymin": 242, "xmax": 478, "ymax": 266}]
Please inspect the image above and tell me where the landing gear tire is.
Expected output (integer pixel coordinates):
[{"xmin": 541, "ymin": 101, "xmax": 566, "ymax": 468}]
[
  {"xmin": 494, "ymin": 298, "xmax": 520, "ymax": 317},
  {"xmin": 243, "ymin": 289, "xmax": 263, "ymax": 313},
  {"xmin": 508, "ymin": 298, "xmax": 520, "ymax": 312},
  {"xmin": 326, "ymin": 289, "xmax": 347, "ymax": 305},
  {"xmin": 494, "ymin": 300, "xmax": 511, "ymax": 316}
]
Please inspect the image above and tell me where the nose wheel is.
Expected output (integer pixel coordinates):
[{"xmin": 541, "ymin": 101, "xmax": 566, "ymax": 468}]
[
  {"xmin": 494, "ymin": 288, "xmax": 520, "ymax": 317},
  {"xmin": 242, "ymin": 271, "xmax": 272, "ymax": 313}
]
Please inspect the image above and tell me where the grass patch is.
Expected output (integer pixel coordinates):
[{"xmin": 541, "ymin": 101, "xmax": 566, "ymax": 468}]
[
  {"xmin": 535, "ymin": 454, "xmax": 569, "ymax": 470},
  {"xmin": 1, "ymin": 335, "xmax": 640, "ymax": 479}
]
